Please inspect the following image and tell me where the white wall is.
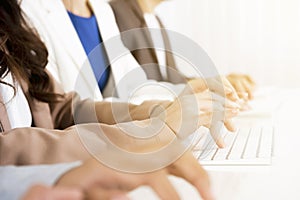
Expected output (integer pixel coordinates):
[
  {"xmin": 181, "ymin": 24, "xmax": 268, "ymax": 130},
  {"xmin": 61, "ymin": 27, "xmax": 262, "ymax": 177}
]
[{"xmin": 156, "ymin": 0, "xmax": 300, "ymax": 88}]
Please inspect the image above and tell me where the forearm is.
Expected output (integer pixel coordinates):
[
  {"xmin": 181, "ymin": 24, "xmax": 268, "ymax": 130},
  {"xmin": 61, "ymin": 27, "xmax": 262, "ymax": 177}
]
[
  {"xmin": 74, "ymin": 99, "xmax": 172, "ymax": 125},
  {"xmin": 97, "ymin": 118, "xmax": 176, "ymax": 153},
  {"xmin": 0, "ymin": 119, "xmax": 175, "ymax": 165},
  {"xmin": 99, "ymin": 100, "xmax": 172, "ymax": 124}
]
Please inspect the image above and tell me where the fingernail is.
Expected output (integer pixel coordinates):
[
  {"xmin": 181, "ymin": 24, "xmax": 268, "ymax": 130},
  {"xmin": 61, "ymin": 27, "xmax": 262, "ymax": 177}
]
[
  {"xmin": 217, "ymin": 139, "xmax": 226, "ymax": 148},
  {"xmin": 207, "ymin": 188, "xmax": 217, "ymax": 200},
  {"xmin": 225, "ymin": 87, "xmax": 233, "ymax": 94},
  {"xmin": 230, "ymin": 126, "xmax": 237, "ymax": 132}
]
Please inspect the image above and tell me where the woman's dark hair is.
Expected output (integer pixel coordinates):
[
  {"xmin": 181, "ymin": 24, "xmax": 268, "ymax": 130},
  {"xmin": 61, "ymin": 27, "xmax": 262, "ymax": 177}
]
[{"xmin": 0, "ymin": 0, "xmax": 59, "ymax": 102}]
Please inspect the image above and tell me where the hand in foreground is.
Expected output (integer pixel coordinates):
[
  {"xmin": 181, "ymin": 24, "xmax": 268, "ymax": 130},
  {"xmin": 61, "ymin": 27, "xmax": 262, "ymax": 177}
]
[
  {"xmin": 51, "ymin": 152, "xmax": 214, "ymax": 200},
  {"xmin": 227, "ymin": 73, "xmax": 255, "ymax": 100}
]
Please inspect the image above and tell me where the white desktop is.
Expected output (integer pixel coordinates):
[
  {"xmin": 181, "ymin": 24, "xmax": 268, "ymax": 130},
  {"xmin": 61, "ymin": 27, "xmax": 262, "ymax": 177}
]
[{"xmin": 128, "ymin": 87, "xmax": 300, "ymax": 200}]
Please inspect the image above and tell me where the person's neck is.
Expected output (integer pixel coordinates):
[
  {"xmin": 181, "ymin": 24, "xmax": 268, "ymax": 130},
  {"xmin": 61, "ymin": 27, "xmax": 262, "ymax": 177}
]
[
  {"xmin": 137, "ymin": 0, "xmax": 163, "ymax": 14},
  {"xmin": 62, "ymin": 0, "xmax": 92, "ymax": 17}
]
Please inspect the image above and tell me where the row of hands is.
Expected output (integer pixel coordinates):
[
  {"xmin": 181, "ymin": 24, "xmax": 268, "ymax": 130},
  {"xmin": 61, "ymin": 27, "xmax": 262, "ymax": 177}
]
[{"xmin": 23, "ymin": 74, "xmax": 255, "ymax": 200}]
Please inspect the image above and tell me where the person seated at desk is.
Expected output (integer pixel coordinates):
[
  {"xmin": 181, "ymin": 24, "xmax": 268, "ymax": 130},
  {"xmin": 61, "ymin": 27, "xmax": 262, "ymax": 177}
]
[
  {"xmin": 109, "ymin": 0, "xmax": 256, "ymax": 100},
  {"xmin": 21, "ymin": 0, "xmax": 242, "ymax": 106}
]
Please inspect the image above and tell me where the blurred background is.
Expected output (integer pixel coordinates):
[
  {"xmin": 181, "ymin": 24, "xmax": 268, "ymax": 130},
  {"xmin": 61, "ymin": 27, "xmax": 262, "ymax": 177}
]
[{"xmin": 154, "ymin": 0, "xmax": 300, "ymax": 88}]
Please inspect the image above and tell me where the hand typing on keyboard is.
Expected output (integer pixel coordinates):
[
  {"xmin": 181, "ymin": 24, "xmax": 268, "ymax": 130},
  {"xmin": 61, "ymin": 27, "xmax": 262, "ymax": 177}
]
[
  {"xmin": 178, "ymin": 77, "xmax": 242, "ymax": 147},
  {"xmin": 152, "ymin": 90, "xmax": 239, "ymax": 148}
]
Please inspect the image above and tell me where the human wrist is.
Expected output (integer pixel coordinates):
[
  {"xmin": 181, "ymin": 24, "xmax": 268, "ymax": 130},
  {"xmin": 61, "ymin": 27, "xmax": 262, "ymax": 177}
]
[
  {"xmin": 149, "ymin": 101, "xmax": 172, "ymax": 118},
  {"xmin": 151, "ymin": 102, "xmax": 181, "ymax": 135}
]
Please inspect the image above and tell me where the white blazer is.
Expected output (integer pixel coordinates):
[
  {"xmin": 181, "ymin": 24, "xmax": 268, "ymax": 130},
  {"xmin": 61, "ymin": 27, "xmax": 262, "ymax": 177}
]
[{"xmin": 21, "ymin": 0, "xmax": 148, "ymax": 100}]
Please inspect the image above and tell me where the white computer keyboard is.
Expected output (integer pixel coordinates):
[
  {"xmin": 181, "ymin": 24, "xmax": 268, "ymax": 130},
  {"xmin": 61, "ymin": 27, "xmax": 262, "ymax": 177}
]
[{"xmin": 192, "ymin": 127, "xmax": 274, "ymax": 165}]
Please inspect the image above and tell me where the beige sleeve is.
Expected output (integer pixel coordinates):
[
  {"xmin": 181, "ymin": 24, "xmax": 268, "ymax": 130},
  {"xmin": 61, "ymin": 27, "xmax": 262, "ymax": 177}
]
[
  {"xmin": 0, "ymin": 120, "xmax": 176, "ymax": 165},
  {"xmin": 73, "ymin": 100, "xmax": 172, "ymax": 125},
  {"xmin": 0, "ymin": 125, "xmax": 90, "ymax": 165},
  {"xmin": 47, "ymin": 74, "xmax": 172, "ymax": 127}
]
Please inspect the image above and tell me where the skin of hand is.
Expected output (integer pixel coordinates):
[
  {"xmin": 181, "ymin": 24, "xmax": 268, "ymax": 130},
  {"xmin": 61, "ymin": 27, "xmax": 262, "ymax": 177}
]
[
  {"xmin": 55, "ymin": 152, "xmax": 215, "ymax": 200},
  {"xmin": 180, "ymin": 76, "xmax": 240, "ymax": 102},
  {"xmin": 22, "ymin": 185, "xmax": 83, "ymax": 200},
  {"xmin": 152, "ymin": 90, "xmax": 239, "ymax": 148},
  {"xmin": 90, "ymin": 77, "xmax": 241, "ymax": 126},
  {"xmin": 179, "ymin": 76, "xmax": 241, "ymax": 131},
  {"xmin": 226, "ymin": 73, "xmax": 256, "ymax": 100}
]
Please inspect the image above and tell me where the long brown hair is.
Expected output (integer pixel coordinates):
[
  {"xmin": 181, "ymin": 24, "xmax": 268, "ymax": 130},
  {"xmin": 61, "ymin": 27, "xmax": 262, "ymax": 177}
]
[{"xmin": 0, "ymin": 0, "xmax": 58, "ymax": 102}]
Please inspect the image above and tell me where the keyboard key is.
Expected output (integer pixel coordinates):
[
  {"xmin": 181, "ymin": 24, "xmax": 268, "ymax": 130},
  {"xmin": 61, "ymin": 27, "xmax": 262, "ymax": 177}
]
[
  {"xmin": 213, "ymin": 130, "xmax": 238, "ymax": 160},
  {"xmin": 201, "ymin": 147, "xmax": 218, "ymax": 161},
  {"xmin": 193, "ymin": 126, "xmax": 274, "ymax": 165},
  {"xmin": 193, "ymin": 150, "xmax": 202, "ymax": 160},
  {"xmin": 191, "ymin": 128, "xmax": 209, "ymax": 151},
  {"xmin": 242, "ymin": 127, "xmax": 262, "ymax": 159},
  {"xmin": 227, "ymin": 128, "xmax": 251, "ymax": 160},
  {"xmin": 209, "ymin": 122, "xmax": 227, "ymax": 147},
  {"xmin": 258, "ymin": 127, "xmax": 274, "ymax": 158},
  {"xmin": 198, "ymin": 134, "xmax": 218, "ymax": 160}
]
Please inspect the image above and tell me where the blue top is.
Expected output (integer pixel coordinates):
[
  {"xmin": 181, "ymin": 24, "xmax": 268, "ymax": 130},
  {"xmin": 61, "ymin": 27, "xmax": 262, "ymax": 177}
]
[{"xmin": 68, "ymin": 11, "xmax": 109, "ymax": 92}]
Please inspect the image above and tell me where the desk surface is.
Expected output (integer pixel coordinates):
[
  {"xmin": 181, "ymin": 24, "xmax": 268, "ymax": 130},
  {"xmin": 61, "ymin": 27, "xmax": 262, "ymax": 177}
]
[{"xmin": 128, "ymin": 87, "xmax": 300, "ymax": 200}]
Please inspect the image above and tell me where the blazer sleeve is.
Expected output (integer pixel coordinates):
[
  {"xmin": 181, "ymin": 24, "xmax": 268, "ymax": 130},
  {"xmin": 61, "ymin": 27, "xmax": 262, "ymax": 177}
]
[
  {"xmin": 73, "ymin": 98, "xmax": 172, "ymax": 125},
  {"xmin": 47, "ymin": 74, "xmax": 172, "ymax": 127},
  {"xmin": 0, "ymin": 125, "xmax": 91, "ymax": 165},
  {"xmin": 0, "ymin": 120, "xmax": 176, "ymax": 165}
]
